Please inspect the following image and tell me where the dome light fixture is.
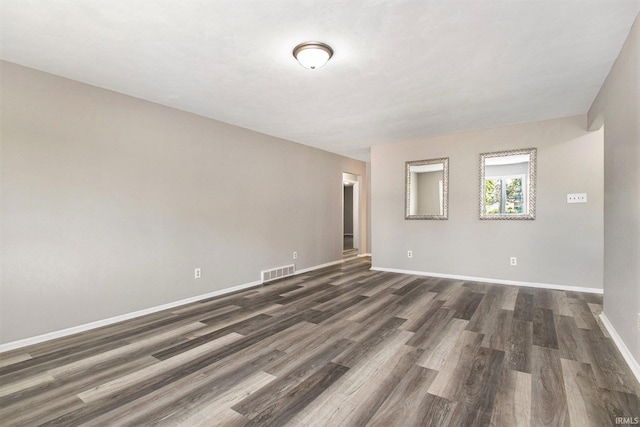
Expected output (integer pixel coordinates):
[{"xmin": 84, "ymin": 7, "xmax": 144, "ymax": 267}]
[{"xmin": 293, "ymin": 42, "xmax": 333, "ymax": 70}]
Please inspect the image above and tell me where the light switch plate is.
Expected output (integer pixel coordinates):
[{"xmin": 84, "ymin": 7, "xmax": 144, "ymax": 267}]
[{"xmin": 567, "ymin": 193, "xmax": 587, "ymax": 203}]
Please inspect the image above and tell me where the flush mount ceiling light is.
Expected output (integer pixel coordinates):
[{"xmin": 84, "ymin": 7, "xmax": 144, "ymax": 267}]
[{"xmin": 292, "ymin": 42, "xmax": 333, "ymax": 70}]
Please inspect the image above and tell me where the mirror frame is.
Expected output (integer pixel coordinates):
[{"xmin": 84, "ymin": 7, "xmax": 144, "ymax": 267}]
[
  {"xmin": 479, "ymin": 147, "xmax": 537, "ymax": 220},
  {"xmin": 405, "ymin": 157, "xmax": 449, "ymax": 220}
]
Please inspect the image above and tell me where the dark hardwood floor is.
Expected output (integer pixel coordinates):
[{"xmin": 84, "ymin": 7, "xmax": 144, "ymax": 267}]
[{"xmin": 1, "ymin": 257, "xmax": 639, "ymax": 426}]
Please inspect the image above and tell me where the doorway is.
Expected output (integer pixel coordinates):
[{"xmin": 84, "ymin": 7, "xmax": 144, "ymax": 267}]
[{"xmin": 343, "ymin": 172, "xmax": 360, "ymax": 258}]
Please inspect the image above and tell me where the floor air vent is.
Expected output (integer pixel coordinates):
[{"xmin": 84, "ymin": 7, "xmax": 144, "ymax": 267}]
[{"xmin": 261, "ymin": 264, "xmax": 295, "ymax": 283}]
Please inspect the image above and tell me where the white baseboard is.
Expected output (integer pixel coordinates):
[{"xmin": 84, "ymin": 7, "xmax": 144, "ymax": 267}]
[
  {"xmin": 0, "ymin": 279, "xmax": 263, "ymax": 354},
  {"xmin": 0, "ymin": 258, "xmax": 347, "ymax": 354},
  {"xmin": 296, "ymin": 259, "xmax": 344, "ymax": 275},
  {"xmin": 599, "ymin": 313, "xmax": 640, "ymax": 383},
  {"xmin": 370, "ymin": 266, "xmax": 603, "ymax": 294},
  {"xmin": 358, "ymin": 253, "xmax": 372, "ymax": 257}
]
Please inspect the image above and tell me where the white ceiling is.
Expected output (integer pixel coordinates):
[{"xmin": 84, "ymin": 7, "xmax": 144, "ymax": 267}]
[{"xmin": 1, "ymin": 1, "xmax": 639, "ymax": 161}]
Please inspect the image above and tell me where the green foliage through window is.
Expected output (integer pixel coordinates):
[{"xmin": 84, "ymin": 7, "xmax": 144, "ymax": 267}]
[{"xmin": 485, "ymin": 176, "xmax": 524, "ymax": 214}]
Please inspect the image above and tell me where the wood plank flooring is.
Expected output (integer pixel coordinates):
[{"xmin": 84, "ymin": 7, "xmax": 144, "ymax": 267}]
[{"xmin": 1, "ymin": 257, "xmax": 639, "ymax": 426}]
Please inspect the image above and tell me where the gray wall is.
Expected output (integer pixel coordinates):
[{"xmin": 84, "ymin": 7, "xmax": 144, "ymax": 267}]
[
  {"xmin": 0, "ymin": 61, "xmax": 366, "ymax": 344},
  {"xmin": 371, "ymin": 115, "xmax": 604, "ymax": 289},
  {"xmin": 588, "ymin": 15, "xmax": 640, "ymax": 360}
]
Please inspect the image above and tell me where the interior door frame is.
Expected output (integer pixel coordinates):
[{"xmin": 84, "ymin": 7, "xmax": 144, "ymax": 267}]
[{"xmin": 342, "ymin": 172, "xmax": 361, "ymax": 253}]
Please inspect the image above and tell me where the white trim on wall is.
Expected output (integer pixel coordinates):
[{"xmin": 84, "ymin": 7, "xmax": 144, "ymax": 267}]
[
  {"xmin": 599, "ymin": 313, "xmax": 640, "ymax": 384},
  {"xmin": 370, "ymin": 266, "xmax": 603, "ymax": 294},
  {"xmin": 295, "ymin": 259, "xmax": 344, "ymax": 275},
  {"xmin": 0, "ymin": 258, "xmax": 344, "ymax": 353},
  {"xmin": 0, "ymin": 280, "xmax": 257, "ymax": 353}
]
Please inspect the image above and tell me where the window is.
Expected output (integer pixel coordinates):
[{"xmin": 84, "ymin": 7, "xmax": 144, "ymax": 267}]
[
  {"xmin": 479, "ymin": 148, "xmax": 536, "ymax": 220},
  {"xmin": 484, "ymin": 174, "xmax": 526, "ymax": 215}
]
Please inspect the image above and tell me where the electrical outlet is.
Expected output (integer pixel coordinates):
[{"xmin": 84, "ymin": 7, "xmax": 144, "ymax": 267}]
[
  {"xmin": 194, "ymin": 268, "xmax": 201, "ymax": 279},
  {"xmin": 510, "ymin": 257, "xmax": 517, "ymax": 266},
  {"xmin": 293, "ymin": 251, "xmax": 297, "ymax": 260},
  {"xmin": 407, "ymin": 250, "xmax": 413, "ymax": 258},
  {"xmin": 567, "ymin": 193, "xmax": 587, "ymax": 203}
]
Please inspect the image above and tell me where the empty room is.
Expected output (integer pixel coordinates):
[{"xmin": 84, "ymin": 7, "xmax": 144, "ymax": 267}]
[{"xmin": 1, "ymin": 1, "xmax": 639, "ymax": 426}]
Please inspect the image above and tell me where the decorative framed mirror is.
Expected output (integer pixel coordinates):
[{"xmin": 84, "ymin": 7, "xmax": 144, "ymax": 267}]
[
  {"xmin": 405, "ymin": 157, "xmax": 449, "ymax": 220},
  {"xmin": 479, "ymin": 148, "xmax": 536, "ymax": 220}
]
